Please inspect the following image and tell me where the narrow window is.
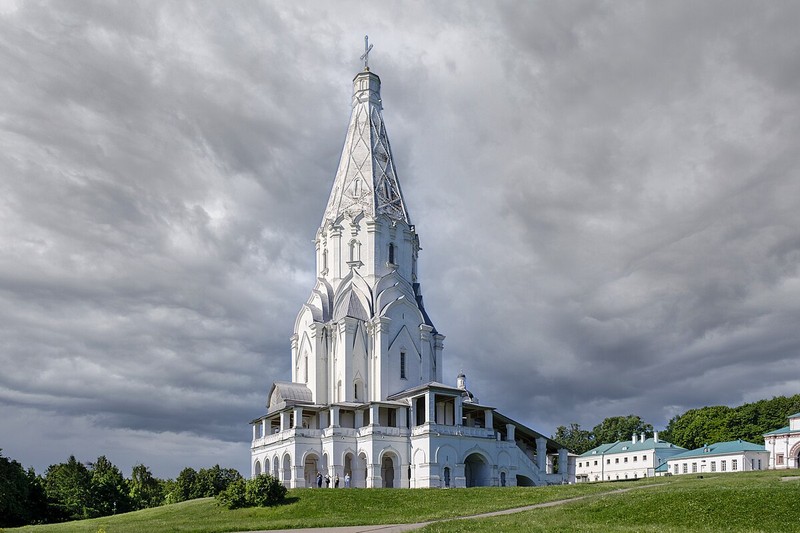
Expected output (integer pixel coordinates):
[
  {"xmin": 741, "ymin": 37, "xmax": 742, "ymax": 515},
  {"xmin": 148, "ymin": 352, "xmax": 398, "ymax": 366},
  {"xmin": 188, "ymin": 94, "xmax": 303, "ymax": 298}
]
[
  {"xmin": 721, "ymin": 460, "xmax": 726, "ymax": 471},
  {"xmin": 388, "ymin": 243, "xmax": 395, "ymax": 264},
  {"xmin": 732, "ymin": 459, "xmax": 738, "ymax": 471},
  {"xmin": 673, "ymin": 464, "xmax": 679, "ymax": 475},
  {"xmin": 711, "ymin": 461, "xmax": 716, "ymax": 472},
  {"xmin": 304, "ymin": 356, "xmax": 309, "ymax": 383},
  {"xmin": 322, "ymin": 249, "xmax": 328, "ymax": 272},
  {"xmin": 400, "ymin": 352, "xmax": 406, "ymax": 379},
  {"xmin": 354, "ymin": 382, "xmax": 358, "ymax": 400}
]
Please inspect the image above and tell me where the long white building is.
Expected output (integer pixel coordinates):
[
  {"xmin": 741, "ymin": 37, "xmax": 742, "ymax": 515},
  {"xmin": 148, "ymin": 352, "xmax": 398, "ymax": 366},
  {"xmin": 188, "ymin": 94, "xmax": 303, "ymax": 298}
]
[
  {"xmin": 666, "ymin": 440, "xmax": 769, "ymax": 475},
  {"xmin": 250, "ymin": 56, "xmax": 574, "ymax": 489},
  {"xmin": 575, "ymin": 432, "xmax": 686, "ymax": 482}
]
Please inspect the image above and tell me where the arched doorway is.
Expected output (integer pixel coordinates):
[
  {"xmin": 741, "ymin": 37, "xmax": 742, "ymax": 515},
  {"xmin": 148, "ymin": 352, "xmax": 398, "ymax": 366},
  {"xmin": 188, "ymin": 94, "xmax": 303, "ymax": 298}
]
[
  {"xmin": 282, "ymin": 454, "xmax": 291, "ymax": 486},
  {"xmin": 357, "ymin": 452, "xmax": 368, "ymax": 488},
  {"xmin": 464, "ymin": 452, "xmax": 490, "ymax": 487},
  {"xmin": 381, "ymin": 454, "xmax": 396, "ymax": 488},
  {"xmin": 304, "ymin": 453, "xmax": 320, "ymax": 488},
  {"xmin": 344, "ymin": 452, "xmax": 354, "ymax": 484}
]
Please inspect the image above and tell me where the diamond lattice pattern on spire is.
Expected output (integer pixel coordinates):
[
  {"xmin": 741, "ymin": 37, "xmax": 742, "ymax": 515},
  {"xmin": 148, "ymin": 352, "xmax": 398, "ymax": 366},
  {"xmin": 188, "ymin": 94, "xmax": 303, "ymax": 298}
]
[{"xmin": 323, "ymin": 73, "xmax": 409, "ymax": 225}]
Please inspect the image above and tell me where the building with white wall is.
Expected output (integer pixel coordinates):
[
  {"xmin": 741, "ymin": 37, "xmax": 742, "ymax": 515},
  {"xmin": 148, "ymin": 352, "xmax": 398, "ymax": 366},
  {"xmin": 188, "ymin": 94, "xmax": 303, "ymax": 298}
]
[
  {"xmin": 666, "ymin": 440, "xmax": 769, "ymax": 475},
  {"xmin": 250, "ymin": 57, "xmax": 574, "ymax": 489},
  {"xmin": 576, "ymin": 432, "xmax": 686, "ymax": 482},
  {"xmin": 764, "ymin": 411, "xmax": 800, "ymax": 470}
]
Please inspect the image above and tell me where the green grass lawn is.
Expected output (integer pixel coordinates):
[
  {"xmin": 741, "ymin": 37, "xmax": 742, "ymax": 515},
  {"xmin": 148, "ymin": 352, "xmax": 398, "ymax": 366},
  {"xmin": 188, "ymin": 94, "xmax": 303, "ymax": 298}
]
[
  {"xmin": 420, "ymin": 471, "xmax": 800, "ymax": 533},
  {"xmin": 5, "ymin": 471, "xmax": 797, "ymax": 533}
]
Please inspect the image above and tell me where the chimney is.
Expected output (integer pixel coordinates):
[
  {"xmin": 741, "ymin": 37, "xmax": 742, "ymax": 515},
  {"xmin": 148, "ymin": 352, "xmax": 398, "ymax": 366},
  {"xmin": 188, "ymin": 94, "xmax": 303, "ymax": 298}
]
[
  {"xmin": 641, "ymin": 432, "xmax": 646, "ymax": 443},
  {"xmin": 632, "ymin": 434, "xmax": 636, "ymax": 444},
  {"xmin": 654, "ymin": 431, "xmax": 659, "ymax": 443}
]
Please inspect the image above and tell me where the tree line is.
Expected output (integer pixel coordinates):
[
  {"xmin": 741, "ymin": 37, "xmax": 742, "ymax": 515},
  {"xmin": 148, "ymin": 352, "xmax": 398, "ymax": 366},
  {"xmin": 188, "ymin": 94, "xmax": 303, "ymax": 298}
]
[
  {"xmin": 553, "ymin": 394, "xmax": 800, "ymax": 455},
  {"xmin": 0, "ymin": 452, "xmax": 243, "ymax": 527}
]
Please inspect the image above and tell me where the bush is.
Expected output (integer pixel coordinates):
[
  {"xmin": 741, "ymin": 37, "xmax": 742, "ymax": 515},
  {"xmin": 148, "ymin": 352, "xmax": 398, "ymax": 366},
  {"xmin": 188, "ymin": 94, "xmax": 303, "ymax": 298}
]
[
  {"xmin": 217, "ymin": 474, "xmax": 286, "ymax": 509},
  {"xmin": 245, "ymin": 474, "xmax": 287, "ymax": 507},
  {"xmin": 217, "ymin": 479, "xmax": 247, "ymax": 510}
]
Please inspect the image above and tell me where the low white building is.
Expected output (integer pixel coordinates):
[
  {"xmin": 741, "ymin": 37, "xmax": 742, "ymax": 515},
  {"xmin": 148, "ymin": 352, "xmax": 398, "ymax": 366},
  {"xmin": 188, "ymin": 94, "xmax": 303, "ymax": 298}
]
[
  {"xmin": 576, "ymin": 433, "xmax": 686, "ymax": 482},
  {"xmin": 250, "ymin": 57, "xmax": 574, "ymax": 489},
  {"xmin": 666, "ymin": 440, "xmax": 769, "ymax": 475},
  {"xmin": 764, "ymin": 411, "xmax": 800, "ymax": 469}
]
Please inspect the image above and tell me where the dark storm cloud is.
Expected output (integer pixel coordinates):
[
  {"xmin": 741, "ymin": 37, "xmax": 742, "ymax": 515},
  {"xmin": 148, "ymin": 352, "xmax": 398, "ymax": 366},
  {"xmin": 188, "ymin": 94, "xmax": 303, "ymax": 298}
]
[{"xmin": 1, "ymin": 1, "xmax": 799, "ymax": 476}]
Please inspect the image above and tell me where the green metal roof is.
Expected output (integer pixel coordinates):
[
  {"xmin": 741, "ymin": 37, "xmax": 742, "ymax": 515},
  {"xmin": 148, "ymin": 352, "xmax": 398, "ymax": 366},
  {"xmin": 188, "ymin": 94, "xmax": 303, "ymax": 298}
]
[
  {"xmin": 578, "ymin": 438, "xmax": 686, "ymax": 457},
  {"xmin": 668, "ymin": 439, "xmax": 767, "ymax": 461},
  {"xmin": 763, "ymin": 425, "xmax": 791, "ymax": 436},
  {"xmin": 789, "ymin": 411, "xmax": 800, "ymax": 419}
]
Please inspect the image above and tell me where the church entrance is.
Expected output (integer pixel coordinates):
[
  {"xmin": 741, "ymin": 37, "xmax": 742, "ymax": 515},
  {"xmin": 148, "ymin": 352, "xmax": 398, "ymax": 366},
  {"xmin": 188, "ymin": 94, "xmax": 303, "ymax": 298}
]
[
  {"xmin": 381, "ymin": 454, "xmax": 396, "ymax": 488},
  {"xmin": 464, "ymin": 453, "xmax": 490, "ymax": 487},
  {"xmin": 304, "ymin": 454, "xmax": 319, "ymax": 488}
]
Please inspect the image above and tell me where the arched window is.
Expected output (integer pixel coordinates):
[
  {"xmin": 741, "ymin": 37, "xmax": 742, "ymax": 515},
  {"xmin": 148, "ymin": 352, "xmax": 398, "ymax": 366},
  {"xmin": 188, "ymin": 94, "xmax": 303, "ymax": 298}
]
[
  {"xmin": 349, "ymin": 239, "xmax": 361, "ymax": 262},
  {"xmin": 388, "ymin": 243, "xmax": 395, "ymax": 264}
]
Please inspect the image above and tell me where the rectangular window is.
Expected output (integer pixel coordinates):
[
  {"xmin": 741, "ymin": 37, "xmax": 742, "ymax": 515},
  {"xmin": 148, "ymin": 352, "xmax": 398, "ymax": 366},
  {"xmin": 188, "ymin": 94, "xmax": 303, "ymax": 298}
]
[
  {"xmin": 711, "ymin": 461, "xmax": 716, "ymax": 472},
  {"xmin": 624, "ymin": 457, "xmax": 628, "ymax": 463},
  {"xmin": 642, "ymin": 455, "xmax": 647, "ymax": 461},
  {"xmin": 721, "ymin": 460, "xmax": 727, "ymax": 471},
  {"xmin": 579, "ymin": 462, "xmax": 582, "ymax": 468},
  {"xmin": 682, "ymin": 463, "xmax": 687, "ymax": 474},
  {"xmin": 400, "ymin": 352, "xmax": 406, "ymax": 379},
  {"xmin": 633, "ymin": 456, "xmax": 638, "ymax": 462},
  {"xmin": 594, "ymin": 460, "xmax": 598, "ymax": 466},
  {"xmin": 751, "ymin": 459, "xmax": 754, "ymax": 470},
  {"xmin": 777, "ymin": 454, "xmax": 784, "ymax": 465},
  {"xmin": 607, "ymin": 459, "xmax": 610, "ymax": 464},
  {"xmin": 615, "ymin": 458, "xmax": 619, "ymax": 464},
  {"xmin": 673, "ymin": 464, "xmax": 679, "ymax": 475},
  {"xmin": 758, "ymin": 459, "xmax": 762, "ymax": 470},
  {"xmin": 732, "ymin": 459, "xmax": 738, "ymax": 471}
]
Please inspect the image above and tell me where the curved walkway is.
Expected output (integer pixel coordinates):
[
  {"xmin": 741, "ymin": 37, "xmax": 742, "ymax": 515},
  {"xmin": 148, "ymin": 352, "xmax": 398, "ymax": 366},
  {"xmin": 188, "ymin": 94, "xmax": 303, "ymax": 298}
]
[{"xmin": 240, "ymin": 484, "xmax": 660, "ymax": 533}]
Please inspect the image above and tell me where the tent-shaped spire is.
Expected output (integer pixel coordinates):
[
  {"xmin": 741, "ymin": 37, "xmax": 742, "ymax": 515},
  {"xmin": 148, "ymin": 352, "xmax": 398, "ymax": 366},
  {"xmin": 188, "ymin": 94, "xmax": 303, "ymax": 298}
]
[{"xmin": 322, "ymin": 70, "xmax": 410, "ymax": 225}]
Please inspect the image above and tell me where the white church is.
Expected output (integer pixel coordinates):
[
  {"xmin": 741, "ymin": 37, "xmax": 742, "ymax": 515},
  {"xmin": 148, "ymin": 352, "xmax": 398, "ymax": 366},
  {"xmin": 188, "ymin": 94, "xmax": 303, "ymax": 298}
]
[{"xmin": 250, "ymin": 50, "xmax": 574, "ymax": 489}]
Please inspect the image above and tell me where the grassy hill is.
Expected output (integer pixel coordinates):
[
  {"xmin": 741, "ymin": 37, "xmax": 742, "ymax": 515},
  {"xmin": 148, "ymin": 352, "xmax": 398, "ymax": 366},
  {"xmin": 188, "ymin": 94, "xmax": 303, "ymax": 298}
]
[{"xmin": 5, "ymin": 471, "xmax": 799, "ymax": 533}]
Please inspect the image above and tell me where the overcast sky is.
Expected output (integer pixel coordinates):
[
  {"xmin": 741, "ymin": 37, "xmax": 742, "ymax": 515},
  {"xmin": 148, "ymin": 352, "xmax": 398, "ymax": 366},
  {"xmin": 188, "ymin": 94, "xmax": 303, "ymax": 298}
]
[{"xmin": 2, "ymin": 1, "xmax": 799, "ymax": 478}]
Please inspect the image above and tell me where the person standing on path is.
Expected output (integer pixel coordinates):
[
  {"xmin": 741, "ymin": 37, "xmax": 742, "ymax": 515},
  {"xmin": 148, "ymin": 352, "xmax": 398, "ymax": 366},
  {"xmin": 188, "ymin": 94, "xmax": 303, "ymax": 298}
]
[
  {"xmin": 335, "ymin": 474, "xmax": 340, "ymax": 488},
  {"xmin": 344, "ymin": 472, "xmax": 351, "ymax": 488},
  {"xmin": 325, "ymin": 473, "xmax": 331, "ymax": 488},
  {"xmin": 316, "ymin": 472, "xmax": 322, "ymax": 488}
]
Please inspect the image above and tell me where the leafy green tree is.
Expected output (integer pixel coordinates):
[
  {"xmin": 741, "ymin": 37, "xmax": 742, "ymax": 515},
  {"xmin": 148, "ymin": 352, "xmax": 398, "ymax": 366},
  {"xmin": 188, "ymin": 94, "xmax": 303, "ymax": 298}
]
[
  {"xmin": 592, "ymin": 415, "xmax": 653, "ymax": 445},
  {"xmin": 0, "ymin": 450, "xmax": 44, "ymax": 527},
  {"xmin": 43, "ymin": 455, "xmax": 93, "ymax": 521},
  {"xmin": 194, "ymin": 465, "xmax": 243, "ymax": 498},
  {"xmin": 167, "ymin": 467, "xmax": 197, "ymax": 503},
  {"xmin": 129, "ymin": 463, "xmax": 164, "ymax": 509},
  {"xmin": 553, "ymin": 423, "xmax": 594, "ymax": 454},
  {"xmin": 89, "ymin": 456, "xmax": 132, "ymax": 515}
]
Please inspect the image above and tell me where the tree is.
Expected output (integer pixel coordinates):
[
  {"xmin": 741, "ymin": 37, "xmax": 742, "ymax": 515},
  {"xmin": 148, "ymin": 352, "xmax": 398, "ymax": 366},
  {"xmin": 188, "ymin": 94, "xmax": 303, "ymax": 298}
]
[
  {"xmin": 43, "ymin": 455, "xmax": 93, "ymax": 521},
  {"xmin": 89, "ymin": 456, "xmax": 132, "ymax": 516},
  {"xmin": 129, "ymin": 464, "xmax": 163, "ymax": 510},
  {"xmin": 167, "ymin": 467, "xmax": 197, "ymax": 503},
  {"xmin": 0, "ymin": 450, "xmax": 39, "ymax": 527},
  {"xmin": 592, "ymin": 415, "xmax": 653, "ymax": 445},
  {"xmin": 553, "ymin": 423, "xmax": 594, "ymax": 455}
]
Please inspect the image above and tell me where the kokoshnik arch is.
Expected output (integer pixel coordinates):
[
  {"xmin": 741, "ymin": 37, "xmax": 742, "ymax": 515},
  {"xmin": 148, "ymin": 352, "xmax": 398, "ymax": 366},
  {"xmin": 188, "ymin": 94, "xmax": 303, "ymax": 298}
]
[{"xmin": 250, "ymin": 43, "xmax": 575, "ymax": 488}]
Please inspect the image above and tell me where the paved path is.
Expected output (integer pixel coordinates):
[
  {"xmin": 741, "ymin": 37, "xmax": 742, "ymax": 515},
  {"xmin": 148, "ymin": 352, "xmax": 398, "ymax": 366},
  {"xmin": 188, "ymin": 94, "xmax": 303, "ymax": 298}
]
[{"xmin": 240, "ymin": 484, "xmax": 659, "ymax": 533}]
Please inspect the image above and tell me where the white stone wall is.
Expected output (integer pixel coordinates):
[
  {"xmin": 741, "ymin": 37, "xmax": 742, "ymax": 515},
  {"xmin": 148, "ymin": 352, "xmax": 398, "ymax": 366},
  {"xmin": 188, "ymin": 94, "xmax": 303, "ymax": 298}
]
[{"xmin": 667, "ymin": 450, "xmax": 769, "ymax": 475}]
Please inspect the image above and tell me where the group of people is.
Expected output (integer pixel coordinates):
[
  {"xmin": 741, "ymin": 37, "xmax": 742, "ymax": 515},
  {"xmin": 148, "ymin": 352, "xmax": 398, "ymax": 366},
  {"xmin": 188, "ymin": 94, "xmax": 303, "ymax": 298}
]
[{"xmin": 315, "ymin": 471, "xmax": 351, "ymax": 488}]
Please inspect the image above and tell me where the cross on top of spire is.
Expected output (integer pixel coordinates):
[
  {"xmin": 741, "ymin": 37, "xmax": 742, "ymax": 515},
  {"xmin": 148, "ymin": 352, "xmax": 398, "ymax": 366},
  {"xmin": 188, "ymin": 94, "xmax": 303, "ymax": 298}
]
[{"xmin": 360, "ymin": 35, "xmax": 373, "ymax": 71}]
